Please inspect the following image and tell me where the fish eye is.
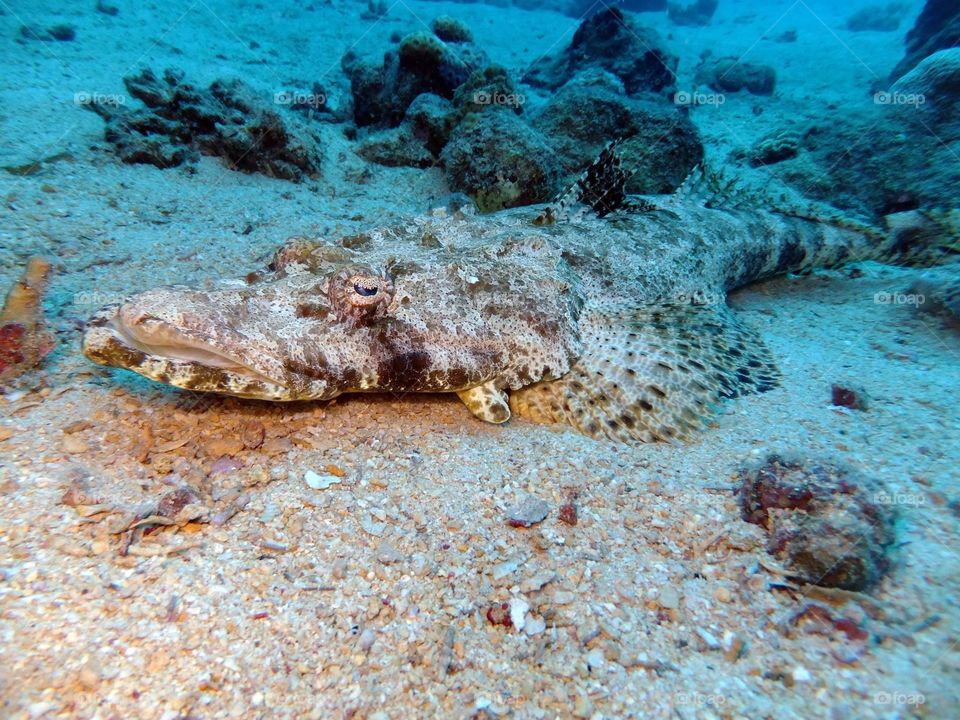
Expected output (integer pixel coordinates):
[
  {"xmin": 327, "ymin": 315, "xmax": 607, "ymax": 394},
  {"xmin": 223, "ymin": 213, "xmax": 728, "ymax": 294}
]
[{"xmin": 354, "ymin": 283, "xmax": 377, "ymax": 297}]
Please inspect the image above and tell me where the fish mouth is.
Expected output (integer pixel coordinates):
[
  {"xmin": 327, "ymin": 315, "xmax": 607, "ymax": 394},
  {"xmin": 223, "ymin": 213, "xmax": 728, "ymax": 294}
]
[{"xmin": 82, "ymin": 303, "xmax": 293, "ymax": 400}]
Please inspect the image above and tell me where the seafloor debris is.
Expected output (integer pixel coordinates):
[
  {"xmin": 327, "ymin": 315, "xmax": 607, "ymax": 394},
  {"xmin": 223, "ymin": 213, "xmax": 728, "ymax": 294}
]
[
  {"xmin": 739, "ymin": 454, "xmax": 896, "ymax": 591},
  {"xmin": 0, "ymin": 256, "xmax": 54, "ymax": 386},
  {"xmin": 505, "ymin": 494, "xmax": 551, "ymax": 528},
  {"xmin": 85, "ymin": 67, "xmax": 323, "ymax": 181},
  {"xmin": 831, "ymin": 383, "xmax": 870, "ymax": 411}
]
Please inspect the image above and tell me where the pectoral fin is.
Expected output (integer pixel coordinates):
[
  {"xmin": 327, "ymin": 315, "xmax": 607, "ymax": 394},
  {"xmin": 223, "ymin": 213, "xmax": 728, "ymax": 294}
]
[
  {"xmin": 510, "ymin": 301, "xmax": 780, "ymax": 443},
  {"xmin": 458, "ymin": 381, "xmax": 511, "ymax": 424}
]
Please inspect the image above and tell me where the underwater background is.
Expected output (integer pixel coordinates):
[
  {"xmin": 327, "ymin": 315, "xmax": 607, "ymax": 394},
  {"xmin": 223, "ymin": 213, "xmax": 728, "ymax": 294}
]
[{"xmin": 1, "ymin": 0, "xmax": 958, "ymax": 718}]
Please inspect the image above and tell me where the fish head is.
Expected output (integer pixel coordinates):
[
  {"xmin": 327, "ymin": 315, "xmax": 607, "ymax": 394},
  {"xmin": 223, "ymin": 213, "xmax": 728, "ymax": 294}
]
[{"xmin": 82, "ymin": 231, "xmax": 584, "ymax": 404}]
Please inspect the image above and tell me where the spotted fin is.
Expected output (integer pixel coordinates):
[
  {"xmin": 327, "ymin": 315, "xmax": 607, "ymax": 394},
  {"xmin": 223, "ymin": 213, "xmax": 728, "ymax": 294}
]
[
  {"xmin": 510, "ymin": 302, "xmax": 780, "ymax": 443},
  {"xmin": 534, "ymin": 140, "xmax": 654, "ymax": 226},
  {"xmin": 458, "ymin": 381, "xmax": 511, "ymax": 424}
]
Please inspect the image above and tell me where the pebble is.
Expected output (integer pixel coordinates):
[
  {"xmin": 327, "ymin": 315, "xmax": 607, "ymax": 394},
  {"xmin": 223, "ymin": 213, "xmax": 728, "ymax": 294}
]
[
  {"xmin": 376, "ymin": 542, "xmax": 403, "ymax": 564},
  {"xmin": 61, "ymin": 434, "xmax": 88, "ymax": 454},
  {"xmin": 0, "ymin": 426, "xmax": 12, "ymax": 441},
  {"xmin": 657, "ymin": 586, "xmax": 680, "ymax": 610},
  {"xmin": 524, "ymin": 614, "xmax": 547, "ymax": 636},
  {"xmin": 586, "ymin": 648, "xmax": 605, "ymax": 672},
  {"xmin": 508, "ymin": 597, "xmax": 530, "ymax": 631},
  {"xmin": 305, "ymin": 469, "xmax": 342, "ymax": 490},
  {"xmin": 357, "ymin": 627, "xmax": 377, "ymax": 652},
  {"xmin": 361, "ymin": 513, "xmax": 386, "ymax": 537},
  {"xmin": 520, "ymin": 570, "xmax": 556, "ymax": 593},
  {"xmin": 573, "ymin": 692, "xmax": 593, "ymax": 718},
  {"xmin": 506, "ymin": 495, "xmax": 550, "ymax": 528}
]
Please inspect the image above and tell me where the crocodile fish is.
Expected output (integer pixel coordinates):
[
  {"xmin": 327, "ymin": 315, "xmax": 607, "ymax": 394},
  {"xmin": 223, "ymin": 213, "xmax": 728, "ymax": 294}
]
[{"xmin": 83, "ymin": 147, "xmax": 959, "ymax": 443}]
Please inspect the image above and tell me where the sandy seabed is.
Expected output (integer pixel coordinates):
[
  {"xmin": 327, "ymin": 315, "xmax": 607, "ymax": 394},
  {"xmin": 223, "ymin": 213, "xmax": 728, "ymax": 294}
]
[{"xmin": 1, "ymin": 1, "xmax": 958, "ymax": 718}]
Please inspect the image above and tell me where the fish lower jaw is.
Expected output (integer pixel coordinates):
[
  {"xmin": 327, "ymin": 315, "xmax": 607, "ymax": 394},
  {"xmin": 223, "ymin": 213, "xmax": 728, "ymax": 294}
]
[{"xmin": 82, "ymin": 310, "xmax": 294, "ymax": 400}]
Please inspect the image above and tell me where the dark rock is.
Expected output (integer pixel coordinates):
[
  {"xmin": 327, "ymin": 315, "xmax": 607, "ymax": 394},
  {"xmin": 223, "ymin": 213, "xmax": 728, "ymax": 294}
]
[
  {"xmin": 343, "ymin": 21, "xmax": 488, "ymax": 128},
  {"xmin": 431, "ymin": 15, "xmax": 473, "ymax": 43},
  {"xmin": 748, "ymin": 130, "xmax": 801, "ymax": 166},
  {"xmin": 20, "ymin": 24, "xmax": 76, "ymax": 41},
  {"xmin": 357, "ymin": 93, "xmax": 455, "ymax": 168},
  {"xmin": 96, "ymin": 1, "xmax": 120, "ymax": 16},
  {"xmin": 889, "ymin": 0, "xmax": 960, "ymax": 83},
  {"xmin": 739, "ymin": 454, "xmax": 896, "ymax": 591},
  {"xmin": 452, "ymin": 65, "xmax": 525, "ymax": 119},
  {"xmin": 405, "ymin": 93, "xmax": 457, "ymax": 155},
  {"xmin": 696, "ymin": 56, "xmax": 776, "ymax": 96},
  {"xmin": 357, "ymin": 127, "xmax": 436, "ymax": 168},
  {"xmin": 523, "ymin": 7, "xmax": 677, "ymax": 97},
  {"xmin": 775, "ymin": 101, "xmax": 960, "ymax": 218},
  {"xmin": 532, "ymin": 71, "xmax": 702, "ymax": 194},
  {"xmin": 773, "ymin": 29, "xmax": 798, "ymax": 43},
  {"xmin": 831, "ymin": 383, "xmax": 869, "ymax": 411},
  {"xmin": 441, "ymin": 111, "xmax": 561, "ymax": 212},
  {"xmin": 85, "ymin": 68, "xmax": 322, "ymax": 181},
  {"xmin": 667, "ymin": 0, "xmax": 718, "ymax": 27},
  {"xmin": 845, "ymin": 2, "xmax": 907, "ymax": 32}
]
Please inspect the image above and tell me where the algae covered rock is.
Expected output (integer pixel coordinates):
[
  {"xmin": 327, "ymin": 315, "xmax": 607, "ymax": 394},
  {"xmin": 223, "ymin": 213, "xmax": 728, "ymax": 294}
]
[
  {"xmin": 739, "ymin": 454, "xmax": 896, "ymax": 591},
  {"xmin": 357, "ymin": 93, "xmax": 455, "ymax": 168},
  {"xmin": 441, "ymin": 110, "xmax": 561, "ymax": 212},
  {"xmin": 532, "ymin": 71, "xmax": 702, "ymax": 194},
  {"xmin": 431, "ymin": 15, "xmax": 473, "ymax": 43},
  {"xmin": 343, "ymin": 20, "xmax": 488, "ymax": 127},
  {"xmin": 889, "ymin": 0, "xmax": 960, "ymax": 84},
  {"xmin": 844, "ymin": 2, "xmax": 907, "ymax": 32},
  {"xmin": 695, "ymin": 56, "xmax": 776, "ymax": 96},
  {"xmin": 523, "ymin": 7, "xmax": 677, "ymax": 96},
  {"xmin": 85, "ymin": 68, "xmax": 323, "ymax": 181},
  {"xmin": 452, "ymin": 65, "xmax": 526, "ymax": 119}
]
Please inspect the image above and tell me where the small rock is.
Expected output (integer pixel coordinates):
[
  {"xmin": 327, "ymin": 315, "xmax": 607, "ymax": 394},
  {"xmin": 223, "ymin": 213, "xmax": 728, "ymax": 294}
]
[
  {"xmin": 305, "ymin": 469, "xmax": 342, "ymax": 490},
  {"xmin": 520, "ymin": 570, "xmax": 556, "ymax": 593},
  {"xmin": 158, "ymin": 487, "xmax": 201, "ymax": 519},
  {"xmin": 61, "ymin": 434, "xmax": 88, "ymax": 454},
  {"xmin": 357, "ymin": 627, "xmax": 377, "ymax": 652},
  {"xmin": 204, "ymin": 436, "xmax": 243, "ymax": 458},
  {"xmin": 0, "ymin": 426, "xmax": 13, "ymax": 441},
  {"xmin": 573, "ymin": 692, "xmax": 593, "ymax": 719},
  {"xmin": 376, "ymin": 542, "xmax": 403, "ymax": 564},
  {"xmin": 657, "ymin": 586, "xmax": 680, "ymax": 610},
  {"xmin": 831, "ymin": 383, "xmax": 869, "ymax": 411},
  {"xmin": 506, "ymin": 494, "xmax": 551, "ymax": 528},
  {"xmin": 508, "ymin": 597, "xmax": 530, "ymax": 631},
  {"xmin": 586, "ymin": 648, "xmax": 605, "ymax": 671},
  {"xmin": 524, "ymin": 614, "xmax": 547, "ymax": 636},
  {"xmin": 240, "ymin": 420, "xmax": 265, "ymax": 449},
  {"xmin": 360, "ymin": 513, "xmax": 386, "ymax": 537}
]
